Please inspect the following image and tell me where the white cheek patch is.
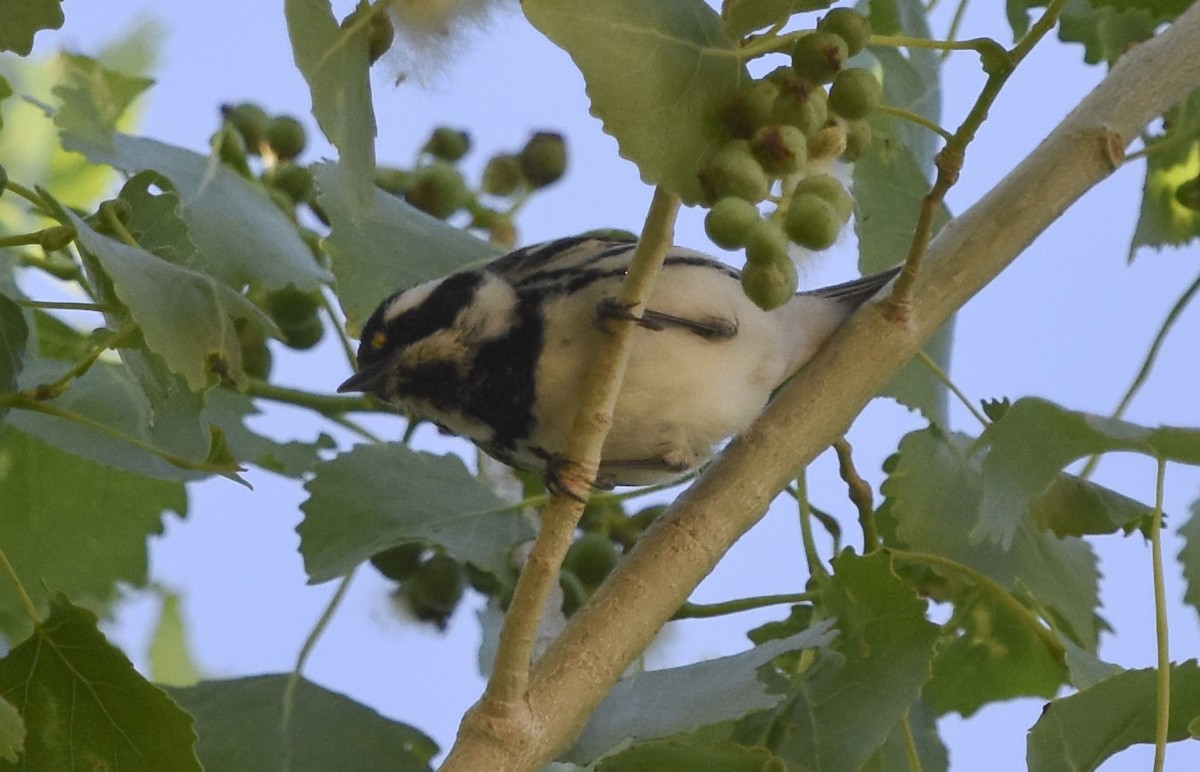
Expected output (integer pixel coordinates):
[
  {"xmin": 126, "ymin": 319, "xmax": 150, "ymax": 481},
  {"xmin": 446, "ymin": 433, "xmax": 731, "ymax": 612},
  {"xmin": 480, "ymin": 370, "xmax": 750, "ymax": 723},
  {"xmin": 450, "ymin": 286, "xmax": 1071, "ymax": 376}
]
[
  {"xmin": 382, "ymin": 279, "xmax": 442, "ymax": 323},
  {"xmin": 456, "ymin": 273, "xmax": 518, "ymax": 343},
  {"xmin": 403, "ymin": 328, "xmax": 470, "ymax": 368}
]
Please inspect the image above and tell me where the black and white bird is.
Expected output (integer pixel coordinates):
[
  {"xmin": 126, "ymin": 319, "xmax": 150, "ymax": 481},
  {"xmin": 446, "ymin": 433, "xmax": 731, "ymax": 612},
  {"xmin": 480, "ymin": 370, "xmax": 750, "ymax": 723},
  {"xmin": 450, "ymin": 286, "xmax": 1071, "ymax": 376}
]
[{"xmin": 338, "ymin": 235, "xmax": 896, "ymax": 488}]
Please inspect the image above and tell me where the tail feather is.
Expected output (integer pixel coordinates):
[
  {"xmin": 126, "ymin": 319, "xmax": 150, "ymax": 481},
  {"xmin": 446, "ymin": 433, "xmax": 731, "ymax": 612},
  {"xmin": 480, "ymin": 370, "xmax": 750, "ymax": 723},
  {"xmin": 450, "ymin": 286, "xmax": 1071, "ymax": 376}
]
[{"xmin": 803, "ymin": 265, "xmax": 901, "ymax": 307}]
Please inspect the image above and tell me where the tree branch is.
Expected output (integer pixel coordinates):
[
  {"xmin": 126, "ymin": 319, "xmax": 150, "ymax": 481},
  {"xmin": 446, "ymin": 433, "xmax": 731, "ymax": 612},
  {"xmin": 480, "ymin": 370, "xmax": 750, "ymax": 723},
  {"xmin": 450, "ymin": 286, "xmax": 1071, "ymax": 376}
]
[{"xmin": 442, "ymin": 6, "xmax": 1200, "ymax": 768}]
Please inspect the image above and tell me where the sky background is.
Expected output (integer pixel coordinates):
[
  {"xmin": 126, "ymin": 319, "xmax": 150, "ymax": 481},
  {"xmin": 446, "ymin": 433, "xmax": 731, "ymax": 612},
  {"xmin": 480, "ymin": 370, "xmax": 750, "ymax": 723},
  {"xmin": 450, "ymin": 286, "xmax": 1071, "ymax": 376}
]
[{"xmin": 16, "ymin": 1, "xmax": 1200, "ymax": 769}]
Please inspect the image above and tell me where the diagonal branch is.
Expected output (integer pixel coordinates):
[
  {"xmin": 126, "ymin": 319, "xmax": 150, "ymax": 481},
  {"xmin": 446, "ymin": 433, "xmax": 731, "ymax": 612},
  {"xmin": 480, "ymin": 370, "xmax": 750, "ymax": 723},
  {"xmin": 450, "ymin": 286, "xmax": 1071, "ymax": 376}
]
[{"xmin": 443, "ymin": 4, "xmax": 1200, "ymax": 768}]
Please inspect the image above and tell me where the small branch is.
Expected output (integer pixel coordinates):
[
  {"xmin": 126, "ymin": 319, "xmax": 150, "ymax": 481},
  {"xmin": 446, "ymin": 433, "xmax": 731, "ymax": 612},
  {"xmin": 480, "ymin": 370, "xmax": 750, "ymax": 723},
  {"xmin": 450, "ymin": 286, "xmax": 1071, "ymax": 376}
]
[
  {"xmin": 240, "ymin": 378, "xmax": 390, "ymax": 415},
  {"xmin": 673, "ymin": 591, "xmax": 818, "ymax": 620},
  {"xmin": 14, "ymin": 299, "xmax": 112, "ymax": 312},
  {"xmin": 832, "ymin": 438, "xmax": 878, "ymax": 551},
  {"xmin": 1149, "ymin": 457, "xmax": 1170, "ymax": 772}
]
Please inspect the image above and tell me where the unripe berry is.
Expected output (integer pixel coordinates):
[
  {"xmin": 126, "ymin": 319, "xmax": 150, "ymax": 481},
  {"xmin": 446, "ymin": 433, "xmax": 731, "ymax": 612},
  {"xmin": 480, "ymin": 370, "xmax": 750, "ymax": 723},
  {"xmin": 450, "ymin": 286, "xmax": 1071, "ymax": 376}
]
[
  {"xmin": 721, "ymin": 79, "xmax": 781, "ymax": 139},
  {"xmin": 785, "ymin": 192, "xmax": 840, "ymax": 250},
  {"xmin": 403, "ymin": 553, "xmax": 464, "ymax": 627},
  {"xmin": 807, "ymin": 125, "xmax": 847, "ymax": 161},
  {"xmin": 698, "ymin": 140, "xmax": 770, "ymax": 204},
  {"xmin": 266, "ymin": 115, "xmax": 307, "ymax": 160},
  {"xmin": 769, "ymin": 69, "xmax": 829, "ymax": 138},
  {"xmin": 741, "ymin": 254, "xmax": 798, "ymax": 311},
  {"xmin": 223, "ymin": 102, "xmax": 270, "ymax": 153},
  {"xmin": 343, "ymin": 5, "xmax": 395, "ymax": 64},
  {"xmin": 0, "ymin": 162, "xmax": 8, "ymax": 198},
  {"xmin": 794, "ymin": 173, "xmax": 854, "ymax": 222},
  {"xmin": 270, "ymin": 163, "xmax": 315, "ymax": 204},
  {"xmin": 742, "ymin": 219, "xmax": 789, "ymax": 267},
  {"xmin": 405, "ymin": 162, "xmax": 469, "ymax": 219},
  {"xmin": 819, "ymin": 8, "xmax": 872, "ymax": 56},
  {"xmin": 280, "ymin": 314, "xmax": 324, "ymax": 350},
  {"xmin": 236, "ymin": 319, "xmax": 273, "ymax": 381},
  {"xmin": 370, "ymin": 542, "xmax": 426, "ymax": 582},
  {"xmin": 1175, "ymin": 176, "xmax": 1200, "ymax": 211},
  {"xmin": 518, "ymin": 131, "xmax": 567, "ymax": 188},
  {"xmin": 215, "ymin": 127, "xmax": 249, "ymax": 172},
  {"xmin": 424, "ymin": 126, "xmax": 471, "ymax": 162},
  {"xmin": 705, "ymin": 196, "xmax": 760, "ymax": 250},
  {"xmin": 841, "ymin": 120, "xmax": 874, "ymax": 161},
  {"xmin": 751, "ymin": 124, "xmax": 808, "ymax": 176},
  {"xmin": 829, "ymin": 68, "xmax": 883, "ymax": 121},
  {"xmin": 375, "ymin": 166, "xmax": 414, "ymax": 196},
  {"xmin": 482, "ymin": 153, "xmax": 523, "ymax": 196},
  {"xmin": 564, "ymin": 533, "xmax": 620, "ymax": 588},
  {"xmin": 38, "ymin": 225, "xmax": 76, "ymax": 252},
  {"xmin": 792, "ymin": 31, "xmax": 849, "ymax": 85},
  {"xmin": 559, "ymin": 570, "xmax": 588, "ymax": 616},
  {"xmin": 265, "ymin": 285, "xmax": 322, "ymax": 331}
]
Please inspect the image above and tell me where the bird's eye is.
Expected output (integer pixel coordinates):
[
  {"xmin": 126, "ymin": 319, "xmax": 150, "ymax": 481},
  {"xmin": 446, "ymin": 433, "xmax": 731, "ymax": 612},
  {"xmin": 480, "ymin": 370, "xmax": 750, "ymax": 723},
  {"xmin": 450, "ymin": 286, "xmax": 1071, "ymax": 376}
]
[{"xmin": 371, "ymin": 331, "xmax": 388, "ymax": 349}]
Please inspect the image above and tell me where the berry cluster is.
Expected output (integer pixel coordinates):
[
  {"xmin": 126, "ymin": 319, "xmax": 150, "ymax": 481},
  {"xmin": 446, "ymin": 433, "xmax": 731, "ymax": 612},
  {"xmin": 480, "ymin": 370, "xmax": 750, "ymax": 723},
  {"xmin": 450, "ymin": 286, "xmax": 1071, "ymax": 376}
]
[
  {"xmin": 375, "ymin": 127, "xmax": 568, "ymax": 249},
  {"xmin": 700, "ymin": 8, "xmax": 881, "ymax": 310}
]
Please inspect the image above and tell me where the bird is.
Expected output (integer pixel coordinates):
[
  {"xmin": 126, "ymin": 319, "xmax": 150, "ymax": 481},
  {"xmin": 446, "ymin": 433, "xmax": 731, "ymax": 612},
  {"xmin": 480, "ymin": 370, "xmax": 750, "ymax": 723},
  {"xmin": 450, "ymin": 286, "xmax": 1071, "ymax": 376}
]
[{"xmin": 337, "ymin": 235, "xmax": 897, "ymax": 491}]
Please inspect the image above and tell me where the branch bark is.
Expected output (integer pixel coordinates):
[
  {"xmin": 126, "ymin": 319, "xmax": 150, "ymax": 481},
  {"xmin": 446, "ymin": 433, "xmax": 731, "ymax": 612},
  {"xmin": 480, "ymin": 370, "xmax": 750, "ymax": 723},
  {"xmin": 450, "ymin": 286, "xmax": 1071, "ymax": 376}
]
[{"xmin": 442, "ymin": 5, "xmax": 1200, "ymax": 768}]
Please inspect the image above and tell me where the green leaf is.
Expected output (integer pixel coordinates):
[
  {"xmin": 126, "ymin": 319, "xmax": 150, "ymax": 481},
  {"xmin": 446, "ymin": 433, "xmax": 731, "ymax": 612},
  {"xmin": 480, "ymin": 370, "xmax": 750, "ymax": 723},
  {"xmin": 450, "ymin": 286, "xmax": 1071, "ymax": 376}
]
[
  {"xmin": 0, "ymin": 75, "xmax": 12, "ymax": 129},
  {"xmin": 523, "ymin": 0, "xmax": 748, "ymax": 204},
  {"xmin": 721, "ymin": 0, "xmax": 832, "ymax": 38},
  {"xmin": 598, "ymin": 736, "xmax": 785, "ymax": 772},
  {"xmin": 298, "ymin": 442, "xmax": 534, "ymax": 583},
  {"xmin": 52, "ymin": 53, "xmax": 154, "ymax": 152},
  {"xmin": 315, "ymin": 162, "xmax": 501, "ymax": 334},
  {"xmin": 148, "ymin": 591, "xmax": 202, "ymax": 688},
  {"xmin": 0, "ymin": 695, "xmax": 22, "ymax": 765},
  {"xmin": 204, "ymin": 388, "xmax": 333, "ymax": 477},
  {"xmin": 860, "ymin": 700, "xmax": 948, "ymax": 772},
  {"xmin": 1027, "ymin": 662, "xmax": 1200, "ymax": 772},
  {"xmin": 567, "ymin": 623, "xmax": 837, "ymax": 764},
  {"xmin": 0, "ymin": 595, "xmax": 200, "ymax": 771},
  {"xmin": 286, "ymin": 0, "xmax": 377, "ymax": 208},
  {"xmin": 1030, "ymin": 473, "xmax": 1155, "ymax": 537},
  {"xmin": 1130, "ymin": 90, "xmax": 1200, "ymax": 256},
  {"xmin": 976, "ymin": 397, "xmax": 1200, "ymax": 548},
  {"xmin": 1059, "ymin": 634, "xmax": 1122, "ymax": 690},
  {"xmin": 1087, "ymin": 0, "xmax": 1194, "ymax": 22},
  {"xmin": 1179, "ymin": 497, "xmax": 1200, "ymax": 625},
  {"xmin": 0, "ymin": 427, "xmax": 187, "ymax": 640},
  {"xmin": 63, "ymin": 207, "xmax": 274, "ymax": 391},
  {"xmin": 741, "ymin": 552, "xmax": 940, "ymax": 770},
  {"xmin": 926, "ymin": 592, "xmax": 1064, "ymax": 716},
  {"xmin": 0, "ymin": 293, "xmax": 27, "ymax": 426},
  {"xmin": 1059, "ymin": 0, "xmax": 1157, "ymax": 65},
  {"xmin": 118, "ymin": 170, "xmax": 199, "ymax": 264},
  {"xmin": 167, "ymin": 674, "xmax": 436, "ymax": 772},
  {"xmin": 0, "ymin": 0, "xmax": 64, "ymax": 56},
  {"xmin": 879, "ymin": 427, "xmax": 1103, "ymax": 648}
]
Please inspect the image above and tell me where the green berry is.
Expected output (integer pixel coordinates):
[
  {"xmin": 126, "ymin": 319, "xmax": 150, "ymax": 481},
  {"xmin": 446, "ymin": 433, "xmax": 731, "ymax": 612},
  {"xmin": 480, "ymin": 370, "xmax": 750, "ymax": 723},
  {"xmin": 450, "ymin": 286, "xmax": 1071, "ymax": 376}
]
[
  {"xmin": 482, "ymin": 153, "xmax": 523, "ymax": 196},
  {"xmin": 698, "ymin": 140, "xmax": 770, "ymax": 204},
  {"xmin": 424, "ymin": 126, "xmax": 471, "ymax": 162},
  {"xmin": 215, "ymin": 126, "xmax": 249, "ymax": 171},
  {"xmin": 405, "ymin": 162, "xmax": 469, "ymax": 219},
  {"xmin": 1175, "ymin": 175, "xmax": 1200, "ymax": 211},
  {"xmin": 807, "ymin": 125, "xmax": 846, "ymax": 161},
  {"xmin": 564, "ymin": 534, "xmax": 620, "ymax": 588},
  {"xmin": 282, "ymin": 314, "xmax": 324, "ymax": 350},
  {"xmin": 794, "ymin": 173, "xmax": 854, "ymax": 222},
  {"xmin": 721, "ymin": 79, "xmax": 781, "ymax": 139},
  {"xmin": 38, "ymin": 225, "xmax": 76, "ymax": 252},
  {"xmin": 0, "ymin": 163, "xmax": 7, "ymax": 198},
  {"xmin": 792, "ymin": 31, "xmax": 849, "ymax": 85},
  {"xmin": 237, "ymin": 321, "xmax": 273, "ymax": 380},
  {"xmin": 404, "ymin": 553, "xmax": 465, "ymax": 627},
  {"xmin": 343, "ymin": 5, "xmax": 395, "ymax": 63},
  {"xmin": 743, "ymin": 219, "xmax": 790, "ymax": 266},
  {"xmin": 705, "ymin": 196, "xmax": 760, "ymax": 250},
  {"xmin": 785, "ymin": 192, "xmax": 840, "ymax": 250},
  {"xmin": 266, "ymin": 115, "xmax": 307, "ymax": 160},
  {"xmin": 518, "ymin": 131, "xmax": 567, "ymax": 188},
  {"xmin": 842, "ymin": 120, "xmax": 873, "ymax": 161},
  {"xmin": 375, "ymin": 166, "xmax": 414, "ymax": 196},
  {"xmin": 770, "ymin": 71, "xmax": 829, "ymax": 138},
  {"xmin": 370, "ymin": 542, "xmax": 426, "ymax": 582},
  {"xmin": 751, "ymin": 124, "xmax": 808, "ymax": 176},
  {"xmin": 223, "ymin": 102, "xmax": 270, "ymax": 153},
  {"xmin": 559, "ymin": 570, "xmax": 589, "ymax": 616},
  {"xmin": 265, "ymin": 285, "xmax": 322, "ymax": 331},
  {"xmin": 269, "ymin": 163, "xmax": 315, "ymax": 204},
  {"xmin": 829, "ymin": 68, "xmax": 883, "ymax": 120},
  {"xmin": 741, "ymin": 256, "xmax": 798, "ymax": 311},
  {"xmin": 98, "ymin": 197, "xmax": 133, "ymax": 226},
  {"xmin": 819, "ymin": 8, "xmax": 872, "ymax": 57}
]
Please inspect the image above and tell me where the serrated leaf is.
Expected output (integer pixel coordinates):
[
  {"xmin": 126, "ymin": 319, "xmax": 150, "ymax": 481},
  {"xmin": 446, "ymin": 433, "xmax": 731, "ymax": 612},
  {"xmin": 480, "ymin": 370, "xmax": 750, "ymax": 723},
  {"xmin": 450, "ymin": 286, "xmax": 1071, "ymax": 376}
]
[
  {"xmin": 879, "ymin": 427, "xmax": 1103, "ymax": 648},
  {"xmin": 52, "ymin": 53, "xmax": 154, "ymax": 152},
  {"xmin": 1060, "ymin": 0, "xmax": 1157, "ymax": 65},
  {"xmin": 1180, "ymin": 498, "xmax": 1200, "ymax": 625},
  {"xmin": 0, "ymin": 0, "xmax": 64, "ymax": 56},
  {"xmin": 63, "ymin": 207, "xmax": 274, "ymax": 391},
  {"xmin": 598, "ymin": 736, "xmax": 784, "ymax": 772},
  {"xmin": 149, "ymin": 591, "xmax": 201, "ymax": 688},
  {"xmin": 0, "ymin": 427, "xmax": 187, "ymax": 639},
  {"xmin": 743, "ymin": 552, "xmax": 940, "ymax": 771},
  {"xmin": 1027, "ymin": 662, "xmax": 1200, "ymax": 772},
  {"xmin": 0, "ymin": 595, "xmax": 200, "ymax": 771},
  {"xmin": 298, "ymin": 442, "xmax": 534, "ymax": 582},
  {"xmin": 1030, "ymin": 473, "xmax": 1154, "ymax": 537},
  {"xmin": 523, "ymin": 0, "xmax": 748, "ymax": 204},
  {"xmin": 204, "ymin": 388, "xmax": 333, "ymax": 477},
  {"xmin": 721, "ymin": 0, "xmax": 831, "ymax": 38},
  {"xmin": 976, "ymin": 397, "xmax": 1200, "ymax": 548},
  {"xmin": 1059, "ymin": 634, "xmax": 1122, "ymax": 690},
  {"xmin": 286, "ymin": 0, "xmax": 377, "ymax": 208},
  {"xmin": 1131, "ymin": 91, "xmax": 1200, "ymax": 256},
  {"xmin": 926, "ymin": 592, "xmax": 1064, "ymax": 716},
  {"xmin": 168, "ymin": 674, "xmax": 436, "ymax": 772},
  {"xmin": 118, "ymin": 170, "xmax": 198, "ymax": 264},
  {"xmin": 0, "ymin": 293, "xmax": 27, "ymax": 426},
  {"xmin": 315, "ymin": 162, "xmax": 500, "ymax": 334},
  {"xmin": 0, "ymin": 695, "xmax": 22, "ymax": 765},
  {"xmin": 567, "ymin": 623, "xmax": 837, "ymax": 764}
]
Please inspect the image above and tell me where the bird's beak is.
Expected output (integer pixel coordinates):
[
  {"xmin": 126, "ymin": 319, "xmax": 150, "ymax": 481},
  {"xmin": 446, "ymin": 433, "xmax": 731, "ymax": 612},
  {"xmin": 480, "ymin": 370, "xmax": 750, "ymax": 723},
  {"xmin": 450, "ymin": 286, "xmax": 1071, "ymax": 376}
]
[{"xmin": 337, "ymin": 360, "xmax": 390, "ymax": 394}]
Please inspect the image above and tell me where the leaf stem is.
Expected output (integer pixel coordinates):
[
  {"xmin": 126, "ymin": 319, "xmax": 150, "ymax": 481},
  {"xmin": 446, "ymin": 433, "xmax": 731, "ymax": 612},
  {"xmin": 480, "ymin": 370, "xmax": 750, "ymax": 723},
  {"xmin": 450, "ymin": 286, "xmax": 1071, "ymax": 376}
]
[
  {"xmin": 888, "ymin": 548, "xmax": 1066, "ymax": 663},
  {"xmin": 240, "ymin": 378, "xmax": 392, "ymax": 415},
  {"xmin": 796, "ymin": 470, "xmax": 827, "ymax": 579},
  {"xmin": 831, "ymin": 437, "xmax": 879, "ymax": 551},
  {"xmin": 916, "ymin": 349, "xmax": 988, "ymax": 426},
  {"xmin": 14, "ymin": 299, "xmax": 112, "ymax": 312},
  {"xmin": 2, "ymin": 180, "xmax": 52, "ymax": 213},
  {"xmin": 673, "ymin": 591, "xmax": 817, "ymax": 620},
  {"xmin": 282, "ymin": 569, "xmax": 357, "ymax": 731},
  {"xmin": 1149, "ymin": 457, "xmax": 1170, "ymax": 772},
  {"xmin": 319, "ymin": 289, "xmax": 359, "ymax": 371},
  {"xmin": 25, "ymin": 321, "xmax": 139, "ymax": 400},
  {"xmin": 870, "ymin": 33, "xmax": 1006, "ymax": 57},
  {"xmin": 877, "ymin": 105, "xmax": 955, "ymax": 143},
  {"xmin": 901, "ymin": 713, "xmax": 924, "ymax": 772},
  {"xmin": 0, "ymin": 546, "xmax": 43, "ymax": 625}
]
